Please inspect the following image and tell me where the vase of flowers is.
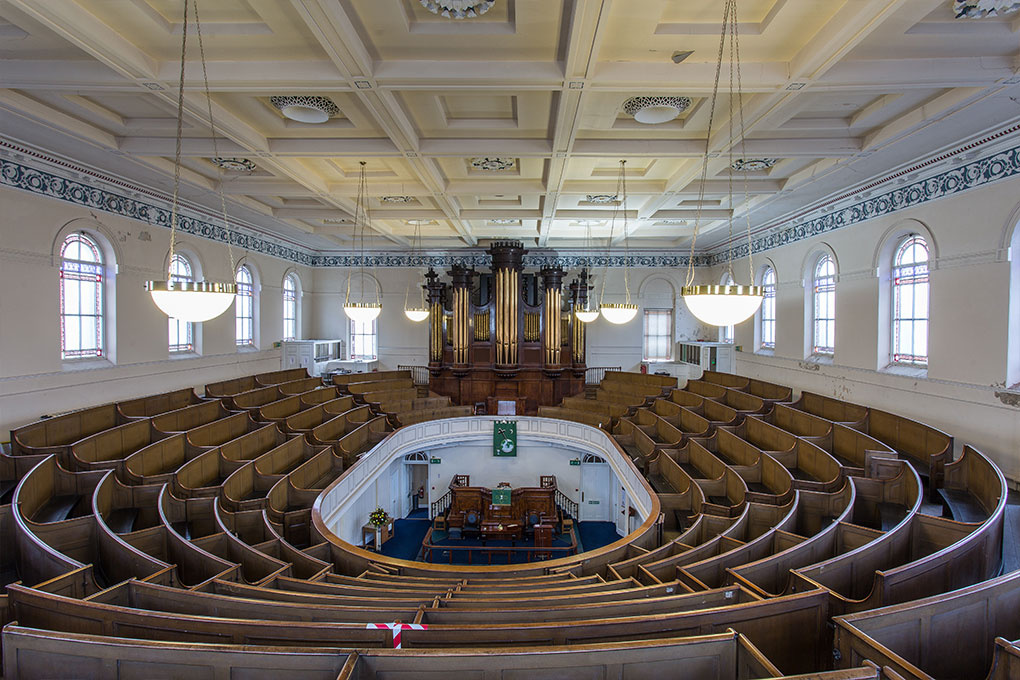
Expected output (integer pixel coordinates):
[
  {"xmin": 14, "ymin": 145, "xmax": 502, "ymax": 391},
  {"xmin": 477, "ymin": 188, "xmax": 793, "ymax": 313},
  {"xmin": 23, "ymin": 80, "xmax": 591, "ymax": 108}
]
[{"xmin": 368, "ymin": 507, "xmax": 388, "ymax": 548}]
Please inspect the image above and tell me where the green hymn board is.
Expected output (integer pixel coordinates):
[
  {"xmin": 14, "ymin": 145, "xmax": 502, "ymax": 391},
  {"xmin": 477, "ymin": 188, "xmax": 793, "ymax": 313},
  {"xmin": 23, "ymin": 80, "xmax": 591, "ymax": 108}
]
[{"xmin": 493, "ymin": 420, "xmax": 517, "ymax": 457}]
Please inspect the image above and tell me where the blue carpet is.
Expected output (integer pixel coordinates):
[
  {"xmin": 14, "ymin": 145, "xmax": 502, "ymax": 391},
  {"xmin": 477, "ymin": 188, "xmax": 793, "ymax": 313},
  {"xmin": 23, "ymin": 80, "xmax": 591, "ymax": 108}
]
[
  {"xmin": 577, "ymin": 521, "xmax": 620, "ymax": 553},
  {"xmin": 378, "ymin": 517, "xmax": 431, "ymax": 561},
  {"xmin": 408, "ymin": 507, "xmax": 429, "ymax": 519}
]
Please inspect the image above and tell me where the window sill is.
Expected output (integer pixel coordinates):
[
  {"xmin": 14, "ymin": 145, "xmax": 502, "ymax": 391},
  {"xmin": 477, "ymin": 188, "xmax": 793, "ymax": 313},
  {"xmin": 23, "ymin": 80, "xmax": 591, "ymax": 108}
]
[
  {"xmin": 881, "ymin": 363, "xmax": 928, "ymax": 379},
  {"xmin": 169, "ymin": 351, "xmax": 201, "ymax": 361},
  {"xmin": 61, "ymin": 357, "xmax": 114, "ymax": 372},
  {"xmin": 236, "ymin": 344, "xmax": 259, "ymax": 353},
  {"xmin": 755, "ymin": 348, "xmax": 775, "ymax": 357},
  {"xmin": 805, "ymin": 353, "xmax": 834, "ymax": 366}
]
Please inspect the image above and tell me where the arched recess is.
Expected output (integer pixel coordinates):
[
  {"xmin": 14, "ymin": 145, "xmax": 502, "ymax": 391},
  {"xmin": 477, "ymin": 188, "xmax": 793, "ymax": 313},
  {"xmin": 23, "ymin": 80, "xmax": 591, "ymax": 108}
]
[
  {"xmin": 51, "ymin": 217, "xmax": 120, "ymax": 365},
  {"xmin": 282, "ymin": 268, "xmax": 303, "ymax": 341},
  {"xmin": 1005, "ymin": 207, "xmax": 1020, "ymax": 388},
  {"xmin": 167, "ymin": 241, "xmax": 206, "ymax": 355},
  {"xmin": 873, "ymin": 219, "xmax": 936, "ymax": 371},
  {"xmin": 235, "ymin": 257, "xmax": 262, "ymax": 350},
  {"xmin": 802, "ymin": 243, "xmax": 839, "ymax": 360},
  {"xmin": 753, "ymin": 258, "xmax": 778, "ymax": 353},
  {"xmin": 637, "ymin": 274, "xmax": 678, "ymax": 362}
]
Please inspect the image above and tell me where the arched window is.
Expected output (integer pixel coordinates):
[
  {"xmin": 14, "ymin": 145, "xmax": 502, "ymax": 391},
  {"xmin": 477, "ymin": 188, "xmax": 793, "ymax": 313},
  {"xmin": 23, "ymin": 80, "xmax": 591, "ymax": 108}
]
[
  {"xmin": 60, "ymin": 233, "xmax": 104, "ymax": 359},
  {"xmin": 235, "ymin": 265, "xmax": 255, "ymax": 347},
  {"xmin": 813, "ymin": 255, "xmax": 836, "ymax": 355},
  {"xmin": 283, "ymin": 273, "xmax": 299, "ymax": 341},
  {"xmin": 168, "ymin": 254, "xmax": 194, "ymax": 353},
  {"xmin": 892, "ymin": 236, "xmax": 929, "ymax": 365},
  {"xmin": 760, "ymin": 267, "xmax": 776, "ymax": 350},
  {"xmin": 720, "ymin": 273, "xmax": 735, "ymax": 344}
]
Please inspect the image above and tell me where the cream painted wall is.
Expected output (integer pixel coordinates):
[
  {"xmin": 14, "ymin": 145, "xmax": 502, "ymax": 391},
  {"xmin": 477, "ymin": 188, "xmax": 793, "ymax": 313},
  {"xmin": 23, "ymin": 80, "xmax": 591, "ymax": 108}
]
[
  {"xmin": 0, "ymin": 186, "xmax": 312, "ymax": 436},
  {"xmin": 714, "ymin": 177, "xmax": 1020, "ymax": 485}
]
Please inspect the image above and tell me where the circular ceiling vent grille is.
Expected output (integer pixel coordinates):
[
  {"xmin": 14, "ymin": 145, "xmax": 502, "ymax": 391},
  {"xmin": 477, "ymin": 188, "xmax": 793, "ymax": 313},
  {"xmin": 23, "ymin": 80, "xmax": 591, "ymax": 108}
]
[
  {"xmin": 586, "ymin": 194, "xmax": 618, "ymax": 204},
  {"xmin": 420, "ymin": 0, "xmax": 495, "ymax": 19},
  {"xmin": 269, "ymin": 96, "xmax": 340, "ymax": 124},
  {"xmin": 211, "ymin": 157, "xmax": 256, "ymax": 173},
  {"xmin": 489, "ymin": 218, "xmax": 520, "ymax": 225},
  {"xmin": 730, "ymin": 158, "xmax": 777, "ymax": 172},
  {"xmin": 622, "ymin": 95, "xmax": 693, "ymax": 124},
  {"xmin": 471, "ymin": 157, "xmax": 515, "ymax": 171}
]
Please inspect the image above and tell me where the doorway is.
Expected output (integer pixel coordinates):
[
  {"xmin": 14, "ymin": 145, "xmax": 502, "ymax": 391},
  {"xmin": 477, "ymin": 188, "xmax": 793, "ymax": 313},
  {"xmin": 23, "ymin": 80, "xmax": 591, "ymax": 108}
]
[
  {"xmin": 404, "ymin": 452, "xmax": 429, "ymax": 518},
  {"xmin": 579, "ymin": 454, "xmax": 611, "ymax": 522}
]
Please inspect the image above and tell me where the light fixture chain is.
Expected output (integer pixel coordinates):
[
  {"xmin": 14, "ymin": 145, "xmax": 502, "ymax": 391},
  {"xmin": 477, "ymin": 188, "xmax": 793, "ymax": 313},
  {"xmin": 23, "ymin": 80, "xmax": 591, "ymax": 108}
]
[
  {"xmin": 599, "ymin": 160, "xmax": 625, "ymax": 308},
  {"xmin": 726, "ymin": 0, "xmax": 736, "ymax": 284},
  {"xmin": 685, "ymin": 0, "xmax": 731, "ymax": 288},
  {"xmin": 192, "ymin": 0, "xmax": 236, "ymax": 275},
  {"xmin": 732, "ymin": 0, "xmax": 756, "ymax": 286},
  {"xmin": 168, "ymin": 0, "xmax": 189, "ymax": 278}
]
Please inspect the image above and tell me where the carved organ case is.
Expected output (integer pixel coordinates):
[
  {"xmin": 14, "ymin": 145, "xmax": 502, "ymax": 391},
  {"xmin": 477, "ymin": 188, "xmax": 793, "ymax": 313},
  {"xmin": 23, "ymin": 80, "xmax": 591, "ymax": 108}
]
[{"xmin": 427, "ymin": 240, "xmax": 587, "ymax": 412}]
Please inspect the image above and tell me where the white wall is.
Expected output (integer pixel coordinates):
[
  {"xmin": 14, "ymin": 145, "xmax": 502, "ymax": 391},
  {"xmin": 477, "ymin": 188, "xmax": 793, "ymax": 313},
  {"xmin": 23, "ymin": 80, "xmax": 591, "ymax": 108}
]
[
  {"xmin": 0, "ymin": 186, "xmax": 313, "ymax": 435},
  {"xmin": 711, "ymin": 177, "xmax": 1020, "ymax": 485}
]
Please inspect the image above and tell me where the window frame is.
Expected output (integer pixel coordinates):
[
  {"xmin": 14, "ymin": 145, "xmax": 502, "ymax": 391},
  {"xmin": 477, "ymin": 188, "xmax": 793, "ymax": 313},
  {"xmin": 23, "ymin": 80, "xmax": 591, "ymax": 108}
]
[
  {"xmin": 349, "ymin": 318, "xmax": 378, "ymax": 361},
  {"xmin": 891, "ymin": 235, "xmax": 930, "ymax": 366},
  {"xmin": 283, "ymin": 273, "xmax": 299, "ymax": 342},
  {"xmin": 760, "ymin": 267, "xmax": 776, "ymax": 351},
  {"xmin": 812, "ymin": 255, "xmax": 836, "ymax": 355},
  {"xmin": 642, "ymin": 308, "xmax": 673, "ymax": 362},
  {"xmin": 235, "ymin": 265, "xmax": 255, "ymax": 348},
  {"xmin": 168, "ymin": 254, "xmax": 194, "ymax": 353},
  {"xmin": 59, "ymin": 233, "xmax": 105, "ymax": 360}
]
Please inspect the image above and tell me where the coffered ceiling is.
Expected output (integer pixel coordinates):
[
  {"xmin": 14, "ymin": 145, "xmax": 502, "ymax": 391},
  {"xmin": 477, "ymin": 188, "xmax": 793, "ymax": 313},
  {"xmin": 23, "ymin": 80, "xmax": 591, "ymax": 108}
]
[{"xmin": 1, "ymin": 0, "xmax": 1019, "ymax": 253}]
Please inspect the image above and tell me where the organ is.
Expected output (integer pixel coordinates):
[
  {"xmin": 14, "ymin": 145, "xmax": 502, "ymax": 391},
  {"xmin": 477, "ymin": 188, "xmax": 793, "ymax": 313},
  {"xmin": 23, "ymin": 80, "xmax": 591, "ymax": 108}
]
[{"xmin": 426, "ymin": 240, "xmax": 589, "ymax": 413}]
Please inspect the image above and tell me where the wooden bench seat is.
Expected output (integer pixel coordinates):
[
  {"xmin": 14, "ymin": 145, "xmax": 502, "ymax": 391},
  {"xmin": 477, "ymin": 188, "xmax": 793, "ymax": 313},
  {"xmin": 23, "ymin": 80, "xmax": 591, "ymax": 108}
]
[
  {"xmin": 281, "ymin": 396, "xmax": 356, "ymax": 434},
  {"xmin": 308, "ymin": 405, "xmax": 374, "ymax": 446},
  {"xmin": 69, "ymin": 419, "xmax": 159, "ymax": 472},
  {"xmin": 184, "ymin": 412, "xmax": 262, "ymax": 452},
  {"xmin": 331, "ymin": 370, "xmax": 411, "ymax": 387},
  {"xmin": 791, "ymin": 391, "xmax": 868, "ymax": 427},
  {"xmin": 256, "ymin": 388, "xmax": 341, "ymax": 424},
  {"xmin": 11, "ymin": 403, "xmax": 123, "ymax": 461},
  {"xmin": 150, "ymin": 400, "xmax": 234, "ymax": 436},
  {"xmin": 537, "ymin": 406, "xmax": 606, "ymax": 428},
  {"xmin": 863, "ymin": 408, "xmax": 953, "ymax": 490},
  {"xmin": 116, "ymin": 388, "xmax": 205, "ymax": 420},
  {"xmin": 346, "ymin": 378, "xmax": 415, "ymax": 396},
  {"xmin": 394, "ymin": 405, "xmax": 473, "ymax": 426}
]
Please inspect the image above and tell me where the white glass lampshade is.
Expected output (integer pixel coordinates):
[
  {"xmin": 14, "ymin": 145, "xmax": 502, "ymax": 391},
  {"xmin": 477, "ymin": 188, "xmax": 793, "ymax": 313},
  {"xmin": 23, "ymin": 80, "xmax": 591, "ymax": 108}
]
[
  {"xmin": 574, "ymin": 308, "xmax": 600, "ymax": 323},
  {"xmin": 600, "ymin": 303, "xmax": 638, "ymax": 325},
  {"xmin": 344, "ymin": 302, "xmax": 382, "ymax": 322},
  {"xmin": 681, "ymin": 285, "xmax": 764, "ymax": 327},
  {"xmin": 146, "ymin": 280, "xmax": 236, "ymax": 322},
  {"xmin": 404, "ymin": 307, "xmax": 430, "ymax": 322}
]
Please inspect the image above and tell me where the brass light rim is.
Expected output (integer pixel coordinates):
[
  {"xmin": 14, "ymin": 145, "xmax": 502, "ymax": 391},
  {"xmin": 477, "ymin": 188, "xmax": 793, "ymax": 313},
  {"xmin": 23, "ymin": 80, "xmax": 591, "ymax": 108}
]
[
  {"xmin": 681, "ymin": 284, "xmax": 764, "ymax": 297},
  {"xmin": 146, "ymin": 280, "xmax": 237, "ymax": 294},
  {"xmin": 343, "ymin": 302, "xmax": 383, "ymax": 309},
  {"xmin": 600, "ymin": 302, "xmax": 638, "ymax": 310}
]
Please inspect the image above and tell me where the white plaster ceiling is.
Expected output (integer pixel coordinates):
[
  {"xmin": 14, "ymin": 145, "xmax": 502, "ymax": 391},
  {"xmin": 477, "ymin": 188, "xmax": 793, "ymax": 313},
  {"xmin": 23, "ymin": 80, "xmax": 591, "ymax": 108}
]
[{"xmin": 0, "ymin": 0, "xmax": 1018, "ymax": 252}]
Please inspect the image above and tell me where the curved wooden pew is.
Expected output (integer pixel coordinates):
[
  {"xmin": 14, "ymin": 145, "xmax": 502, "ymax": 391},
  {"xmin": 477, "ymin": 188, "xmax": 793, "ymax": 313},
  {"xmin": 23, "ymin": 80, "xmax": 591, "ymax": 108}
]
[
  {"xmin": 394, "ymin": 405, "xmax": 474, "ymax": 427},
  {"xmin": 11, "ymin": 403, "xmax": 123, "ymax": 461},
  {"xmin": 150, "ymin": 400, "xmax": 234, "ymax": 437},
  {"xmin": 116, "ymin": 388, "xmax": 205, "ymax": 420},
  {"xmin": 69, "ymin": 419, "xmax": 159, "ymax": 472},
  {"xmin": 331, "ymin": 369, "xmax": 411, "ymax": 387},
  {"xmin": 791, "ymin": 391, "xmax": 868, "ymax": 428},
  {"xmin": 862, "ymin": 408, "xmax": 953, "ymax": 489},
  {"xmin": 281, "ymin": 396, "xmax": 356, "ymax": 434},
  {"xmin": 537, "ymin": 406, "xmax": 606, "ymax": 428}
]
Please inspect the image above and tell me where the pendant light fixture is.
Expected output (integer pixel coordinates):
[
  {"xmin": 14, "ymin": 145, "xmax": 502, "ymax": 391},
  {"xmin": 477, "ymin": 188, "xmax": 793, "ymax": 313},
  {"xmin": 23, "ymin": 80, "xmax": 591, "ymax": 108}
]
[
  {"xmin": 680, "ymin": 0, "xmax": 763, "ymax": 327},
  {"xmin": 574, "ymin": 219, "xmax": 600, "ymax": 323},
  {"xmin": 147, "ymin": 0, "xmax": 236, "ymax": 322},
  {"xmin": 403, "ymin": 219, "xmax": 430, "ymax": 322},
  {"xmin": 344, "ymin": 162, "xmax": 383, "ymax": 323},
  {"xmin": 599, "ymin": 160, "xmax": 638, "ymax": 325}
]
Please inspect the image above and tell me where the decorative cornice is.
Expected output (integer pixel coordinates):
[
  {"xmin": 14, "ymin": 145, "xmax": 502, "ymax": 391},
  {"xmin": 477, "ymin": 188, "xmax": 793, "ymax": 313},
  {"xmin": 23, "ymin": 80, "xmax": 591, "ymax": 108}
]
[
  {"xmin": 4, "ymin": 132, "xmax": 1020, "ymax": 269},
  {"xmin": 710, "ymin": 142, "xmax": 1020, "ymax": 266}
]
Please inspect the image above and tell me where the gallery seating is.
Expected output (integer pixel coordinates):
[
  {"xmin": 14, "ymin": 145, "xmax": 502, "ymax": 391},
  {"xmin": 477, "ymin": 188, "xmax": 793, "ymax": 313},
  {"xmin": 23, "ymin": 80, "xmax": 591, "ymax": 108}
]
[{"xmin": 0, "ymin": 367, "xmax": 1013, "ymax": 679}]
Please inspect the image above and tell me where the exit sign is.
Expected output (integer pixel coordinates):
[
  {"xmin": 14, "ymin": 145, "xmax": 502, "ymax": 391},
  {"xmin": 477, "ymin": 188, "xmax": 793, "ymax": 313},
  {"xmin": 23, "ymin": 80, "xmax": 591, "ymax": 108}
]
[
  {"xmin": 569, "ymin": 459, "xmax": 580, "ymax": 466},
  {"xmin": 430, "ymin": 457, "xmax": 441, "ymax": 464}
]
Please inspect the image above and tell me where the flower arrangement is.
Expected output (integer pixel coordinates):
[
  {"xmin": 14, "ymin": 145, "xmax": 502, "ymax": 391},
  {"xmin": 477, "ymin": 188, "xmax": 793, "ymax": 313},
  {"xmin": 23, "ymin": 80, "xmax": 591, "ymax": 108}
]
[{"xmin": 368, "ymin": 507, "xmax": 389, "ymax": 527}]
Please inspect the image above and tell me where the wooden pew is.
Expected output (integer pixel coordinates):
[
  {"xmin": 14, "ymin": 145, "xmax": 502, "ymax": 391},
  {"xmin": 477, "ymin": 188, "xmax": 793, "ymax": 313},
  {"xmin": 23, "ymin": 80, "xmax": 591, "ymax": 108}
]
[
  {"xmin": 254, "ymin": 368, "xmax": 311, "ymax": 387},
  {"xmin": 346, "ymin": 379, "xmax": 415, "ymax": 396},
  {"xmin": 150, "ymin": 400, "xmax": 234, "ymax": 436},
  {"xmin": 11, "ymin": 403, "xmax": 122, "ymax": 461},
  {"xmin": 331, "ymin": 370, "xmax": 411, "ymax": 387},
  {"xmin": 560, "ymin": 396, "xmax": 630, "ymax": 421},
  {"xmin": 281, "ymin": 397, "xmax": 356, "ymax": 434},
  {"xmin": 334, "ymin": 417, "xmax": 391, "ymax": 460},
  {"xmin": 666, "ymin": 390, "xmax": 740, "ymax": 427},
  {"xmin": 277, "ymin": 376, "xmax": 326, "ymax": 395},
  {"xmin": 116, "ymin": 388, "xmax": 205, "ymax": 420},
  {"xmin": 221, "ymin": 438, "xmax": 328, "ymax": 512},
  {"xmin": 684, "ymin": 438, "xmax": 794, "ymax": 506},
  {"xmin": 0, "ymin": 448, "xmax": 49, "ymax": 506},
  {"xmin": 791, "ymin": 391, "xmax": 868, "ymax": 428},
  {"xmin": 360, "ymin": 388, "xmax": 420, "ymax": 409},
  {"xmin": 376, "ymin": 396, "xmax": 451, "ymax": 415},
  {"xmin": 650, "ymin": 399, "xmax": 712, "ymax": 439},
  {"xmin": 204, "ymin": 376, "xmax": 258, "ymax": 398},
  {"xmin": 256, "ymin": 387, "xmax": 341, "ymax": 424},
  {"xmin": 308, "ymin": 405, "xmax": 375, "ymax": 447},
  {"xmin": 120, "ymin": 433, "xmax": 193, "ymax": 486},
  {"xmin": 744, "ymin": 378, "xmax": 794, "ymax": 404},
  {"xmin": 537, "ymin": 406, "xmax": 606, "ymax": 429},
  {"xmin": 834, "ymin": 569, "xmax": 1020, "ymax": 680},
  {"xmin": 222, "ymin": 385, "xmax": 287, "ymax": 412},
  {"xmin": 68, "ymin": 419, "xmax": 157, "ymax": 472},
  {"xmin": 862, "ymin": 408, "xmax": 953, "ymax": 489},
  {"xmin": 726, "ymin": 418, "xmax": 843, "ymax": 492},
  {"xmin": 699, "ymin": 371, "xmax": 749, "ymax": 390},
  {"xmin": 184, "ymin": 412, "xmax": 262, "ymax": 452},
  {"xmin": 394, "ymin": 405, "xmax": 474, "ymax": 426},
  {"xmin": 687, "ymin": 380, "xmax": 768, "ymax": 415}
]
